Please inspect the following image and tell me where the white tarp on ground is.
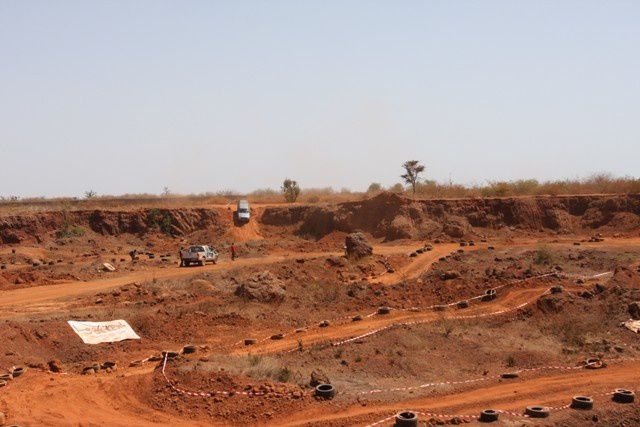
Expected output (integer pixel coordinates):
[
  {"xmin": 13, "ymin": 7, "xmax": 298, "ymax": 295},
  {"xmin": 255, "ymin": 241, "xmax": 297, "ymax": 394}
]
[
  {"xmin": 68, "ymin": 320, "xmax": 141, "ymax": 344},
  {"xmin": 623, "ymin": 319, "xmax": 640, "ymax": 334}
]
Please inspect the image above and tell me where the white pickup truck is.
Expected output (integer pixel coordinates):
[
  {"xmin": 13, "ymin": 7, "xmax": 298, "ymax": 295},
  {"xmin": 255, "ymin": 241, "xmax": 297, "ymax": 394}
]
[
  {"xmin": 236, "ymin": 199, "xmax": 250, "ymax": 223},
  {"xmin": 179, "ymin": 245, "xmax": 219, "ymax": 267}
]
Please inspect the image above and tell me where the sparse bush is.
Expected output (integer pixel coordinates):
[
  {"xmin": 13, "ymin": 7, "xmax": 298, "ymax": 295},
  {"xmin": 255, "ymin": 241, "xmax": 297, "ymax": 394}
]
[
  {"xmin": 367, "ymin": 183, "xmax": 383, "ymax": 193},
  {"xmin": 281, "ymin": 178, "xmax": 301, "ymax": 203},
  {"xmin": 276, "ymin": 367, "xmax": 292, "ymax": 382},
  {"xmin": 55, "ymin": 226, "xmax": 85, "ymax": 238},
  {"xmin": 84, "ymin": 190, "xmax": 97, "ymax": 199},
  {"xmin": 506, "ymin": 355, "xmax": 516, "ymax": 367},
  {"xmin": 147, "ymin": 209, "xmax": 173, "ymax": 235},
  {"xmin": 534, "ymin": 246, "xmax": 555, "ymax": 265}
]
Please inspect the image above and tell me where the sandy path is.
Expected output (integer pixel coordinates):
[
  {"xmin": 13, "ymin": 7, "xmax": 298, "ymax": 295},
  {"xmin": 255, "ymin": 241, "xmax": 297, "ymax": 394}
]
[{"xmin": 278, "ymin": 360, "xmax": 640, "ymax": 426}]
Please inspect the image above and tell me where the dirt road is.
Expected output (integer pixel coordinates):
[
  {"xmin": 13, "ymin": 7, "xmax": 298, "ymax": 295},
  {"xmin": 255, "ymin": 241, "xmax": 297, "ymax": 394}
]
[
  {"xmin": 278, "ymin": 360, "xmax": 640, "ymax": 426},
  {"xmin": 0, "ymin": 243, "xmax": 457, "ymax": 317}
]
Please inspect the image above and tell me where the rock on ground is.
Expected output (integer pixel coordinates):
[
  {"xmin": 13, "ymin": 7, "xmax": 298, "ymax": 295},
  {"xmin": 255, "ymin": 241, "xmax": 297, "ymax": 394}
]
[
  {"xmin": 235, "ymin": 271, "xmax": 285, "ymax": 302},
  {"xmin": 345, "ymin": 232, "xmax": 373, "ymax": 259}
]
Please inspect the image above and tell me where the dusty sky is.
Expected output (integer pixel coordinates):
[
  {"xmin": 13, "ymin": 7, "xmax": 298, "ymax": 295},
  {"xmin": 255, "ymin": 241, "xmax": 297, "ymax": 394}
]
[{"xmin": 1, "ymin": 1, "xmax": 639, "ymax": 198}]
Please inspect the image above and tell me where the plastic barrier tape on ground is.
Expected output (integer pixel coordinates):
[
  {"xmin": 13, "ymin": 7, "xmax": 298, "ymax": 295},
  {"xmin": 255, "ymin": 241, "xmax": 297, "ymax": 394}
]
[
  {"xmin": 149, "ymin": 270, "xmax": 620, "ymax": 411},
  {"xmin": 234, "ymin": 271, "xmax": 572, "ymax": 353},
  {"xmin": 353, "ymin": 363, "xmax": 590, "ymax": 396},
  {"xmin": 362, "ymin": 389, "xmax": 633, "ymax": 427},
  {"xmin": 160, "ymin": 353, "xmax": 309, "ymax": 398}
]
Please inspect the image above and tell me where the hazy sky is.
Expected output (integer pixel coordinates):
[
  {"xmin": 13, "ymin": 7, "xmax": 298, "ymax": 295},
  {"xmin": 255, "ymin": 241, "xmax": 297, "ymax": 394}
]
[{"xmin": 1, "ymin": 1, "xmax": 639, "ymax": 198}]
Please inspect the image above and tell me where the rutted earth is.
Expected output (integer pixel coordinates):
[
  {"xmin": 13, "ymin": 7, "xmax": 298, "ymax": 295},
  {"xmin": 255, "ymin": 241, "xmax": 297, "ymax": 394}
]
[{"xmin": 1, "ymin": 193, "xmax": 640, "ymax": 426}]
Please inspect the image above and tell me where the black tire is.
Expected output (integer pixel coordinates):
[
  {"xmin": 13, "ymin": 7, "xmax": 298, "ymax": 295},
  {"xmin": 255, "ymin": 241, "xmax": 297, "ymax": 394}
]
[
  {"xmin": 11, "ymin": 366, "xmax": 27, "ymax": 378},
  {"xmin": 182, "ymin": 345, "xmax": 197, "ymax": 354},
  {"xmin": 315, "ymin": 383, "xmax": 336, "ymax": 399},
  {"xmin": 584, "ymin": 358, "xmax": 605, "ymax": 369},
  {"xmin": 244, "ymin": 339, "xmax": 256, "ymax": 346},
  {"xmin": 101, "ymin": 361, "xmax": 117, "ymax": 370},
  {"xmin": 394, "ymin": 411, "xmax": 418, "ymax": 426},
  {"xmin": 550, "ymin": 286, "xmax": 564, "ymax": 294},
  {"xmin": 525, "ymin": 406, "xmax": 550, "ymax": 418},
  {"xmin": 377, "ymin": 306, "xmax": 391, "ymax": 315},
  {"xmin": 612, "ymin": 389, "xmax": 635, "ymax": 404},
  {"xmin": 162, "ymin": 350, "xmax": 180, "ymax": 359},
  {"xmin": 352, "ymin": 315, "xmax": 363, "ymax": 322},
  {"xmin": 270, "ymin": 333, "xmax": 284, "ymax": 340},
  {"xmin": 457, "ymin": 300, "xmax": 469, "ymax": 309},
  {"xmin": 571, "ymin": 396, "xmax": 594, "ymax": 410},
  {"xmin": 500, "ymin": 372, "xmax": 519, "ymax": 379},
  {"xmin": 199, "ymin": 260, "xmax": 205, "ymax": 266},
  {"xmin": 482, "ymin": 289, "xmax": 497, "ymax": 302},
  {"xmin": 479, "ymin": 409, "xmax": 499, "ymax": 423}
]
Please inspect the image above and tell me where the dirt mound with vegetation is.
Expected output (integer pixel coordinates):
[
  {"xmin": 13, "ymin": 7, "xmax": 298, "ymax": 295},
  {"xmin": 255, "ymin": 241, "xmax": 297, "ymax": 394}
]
[
  {"xmin": 261, "ymin": 192, "xmax": 640, "ymax": 241},
  {"xmin": 0, "ymin": 208, "xmax": 227, "ymax": 244}
]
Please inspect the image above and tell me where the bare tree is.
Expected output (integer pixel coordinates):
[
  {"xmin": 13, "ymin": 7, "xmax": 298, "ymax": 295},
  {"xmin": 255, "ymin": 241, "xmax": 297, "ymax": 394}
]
[
  {"xmin": 162, "ymin": 186, "xmax": 171, "ymax": 197},
  {"xmin": 401, "ymin": 160, "xmax": 425, "ymax": 195},
  {"xmin": 84, "ymin": 190, "xmax": 97, "ymax": 199},
  {"xmin": 281, "ymin": 178, "xmax": 301, "ymax": 203}
]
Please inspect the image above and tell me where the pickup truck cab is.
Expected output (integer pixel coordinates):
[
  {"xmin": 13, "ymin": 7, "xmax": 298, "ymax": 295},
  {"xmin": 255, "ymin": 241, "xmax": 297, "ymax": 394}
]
[
  {"xmin": 180, "ymin": 245, "xmax": 218, "ymax": 267},
  {"xmin": 237, "ymin": 200, "xmax": 250, "ymax": 223}
]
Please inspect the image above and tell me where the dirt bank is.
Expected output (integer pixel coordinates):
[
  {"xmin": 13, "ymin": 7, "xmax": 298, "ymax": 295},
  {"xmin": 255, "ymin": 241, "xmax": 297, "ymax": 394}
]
[{"xmin": 261, "ymin": 192, "xmax": 640, "ymax": 240}]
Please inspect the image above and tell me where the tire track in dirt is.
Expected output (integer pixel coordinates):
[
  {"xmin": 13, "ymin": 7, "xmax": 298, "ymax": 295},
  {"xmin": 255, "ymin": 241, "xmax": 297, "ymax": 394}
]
[{"xmin": 277, "ymin": 360, "xmax": 640, "ymax": 426}]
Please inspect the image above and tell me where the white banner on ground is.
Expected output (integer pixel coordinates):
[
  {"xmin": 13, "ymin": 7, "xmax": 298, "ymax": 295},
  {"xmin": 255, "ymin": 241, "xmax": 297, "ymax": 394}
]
[{"xmin": 68, "ymin": 320, "xmax": 141, "ymax": 344}]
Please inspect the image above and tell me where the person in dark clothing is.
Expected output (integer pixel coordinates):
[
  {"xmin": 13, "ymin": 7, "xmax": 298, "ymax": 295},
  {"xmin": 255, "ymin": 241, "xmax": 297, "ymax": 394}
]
[
  {"xmin": 129, "ymin": 249, "xmax": 138, "ymax": 262},
  {"xmin": 230, "ymin": 243, "xmax": 237, "ymax": 261}
]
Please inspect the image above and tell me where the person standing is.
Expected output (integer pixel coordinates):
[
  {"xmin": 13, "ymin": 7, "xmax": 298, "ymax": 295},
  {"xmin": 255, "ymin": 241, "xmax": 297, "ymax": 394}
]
[{"xmin": 230, "ymin": 243, "xmax": 237, "ymax": 261}]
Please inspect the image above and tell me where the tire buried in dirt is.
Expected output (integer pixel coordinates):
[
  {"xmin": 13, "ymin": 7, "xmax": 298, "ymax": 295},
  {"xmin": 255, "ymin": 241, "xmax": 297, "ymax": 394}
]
[
  {"xmin": 479, "ymin": 409, "xmax": 499, "ymax": 422},
  {"xmin": 612, "ymin": 389, "xmax": 635, "ymax": 404},
  {"xmin": 571, "ymin": 396, "xmax": 594, "ymax": 410},
  {"xmin": 395, "ymin": 410, "xmax": 418, "ymax": 426},
  {"xmin": 377, "ymin": 306, "xmax": 391, "ymax": 315},
  {"xmin": 182, "ymin": 345, "xmax": 197, "ymax": 354},
  {"xmin": 314, "ymin": 383, "xmax": 336, "ymax": 400},
  {"xmin": 481, "ymin": 289, "xmax": 497, "ymax": 302},
  {"xmin": 457, "ymin": 300, "xmax": 469, "ymax": 309},
  {"xmin": 500, "ymin": 372, "xmax": 519, "ymax": 379},
  {"xmin": 525, "ymin": 406, "xmax": 550, "ymax": 418}
]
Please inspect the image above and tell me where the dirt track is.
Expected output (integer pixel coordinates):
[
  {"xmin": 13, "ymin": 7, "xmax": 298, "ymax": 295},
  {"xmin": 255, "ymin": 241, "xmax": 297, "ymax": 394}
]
[
  {"xmin": 1, "ymin": 234, "xmax": 639, "ymax": 426},
  {"xmin": 278, "ymin": 360, "xmax": 640, "ymax": 426},
  {"xmin": 0, "ymin": 243, "xmax": 458, "ymax": 318}
]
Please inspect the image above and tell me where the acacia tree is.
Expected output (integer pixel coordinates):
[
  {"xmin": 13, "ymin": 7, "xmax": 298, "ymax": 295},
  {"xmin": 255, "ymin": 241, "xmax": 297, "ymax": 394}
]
[
  {"xmin": 401, "ymin": 160, "xmax": 425, "ymax": 195},
  {"xmin": 281, "ymin": 178, "xmax": 301, "ymax": 203}
]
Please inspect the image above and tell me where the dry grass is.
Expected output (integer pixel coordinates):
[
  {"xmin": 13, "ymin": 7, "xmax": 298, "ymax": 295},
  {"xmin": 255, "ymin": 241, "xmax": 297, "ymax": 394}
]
[{"xmin": 2, "ymin": 173, "xmax": 639, "ymax": 214}]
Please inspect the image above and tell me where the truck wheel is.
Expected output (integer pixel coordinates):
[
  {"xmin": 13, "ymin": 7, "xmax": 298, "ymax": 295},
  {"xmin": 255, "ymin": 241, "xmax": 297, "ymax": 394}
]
[{"xmin": 200, "ymin": 260, "xmax": 205, "ymax": 266}]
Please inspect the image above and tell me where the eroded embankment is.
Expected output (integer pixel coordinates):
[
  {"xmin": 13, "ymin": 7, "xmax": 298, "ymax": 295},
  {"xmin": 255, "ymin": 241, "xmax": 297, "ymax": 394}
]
[
  {"xmin": 2, "ymin": 193, "xmax": 640, "ymax": 244},
  {"xmin": 0, "ymin": 208, "xmax": 227, "ymax": 244},
  {"xmin": 261, "ymin": 193, "xmax": 640, "ymax": 240}
]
